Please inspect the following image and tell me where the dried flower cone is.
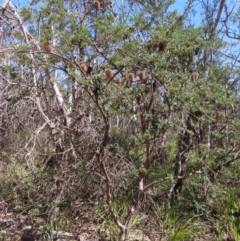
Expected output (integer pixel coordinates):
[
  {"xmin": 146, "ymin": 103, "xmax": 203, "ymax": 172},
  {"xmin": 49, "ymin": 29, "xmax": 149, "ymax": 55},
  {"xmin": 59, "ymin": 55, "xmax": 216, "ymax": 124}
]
[
  {"xmin": 231, "ymin": 142, "xmax": 236, "ymax": 147},
  {"xmin": 158, "ymin": 41, "xmax": 166, "ymax": 51},
  {"xmin": 139, "ymin": 71, "xmax": 147, "ymax": 82},
  {"xmin": 147, "ymin": 39, "xmax": 153, "ymax": 49},
  {"xmin": 105, "ymin": 68, "xmax": 114, "ymax": 79},
  {"xmin": 43, "ymin": 42, "xmax": 52, "ymax": 52},
  {"xmin": 147, "ymin": 39, "xmax": 152, "ymax": 44},
  {"xmin": 93, "ymin": 1, "xmax": 101, "ymax": 10},
  {"xmin": 86, "ymin": 66, "xmax": 93, "ymax": 75},
  {"xmin": 115, "ymin": 78, "xmax": 123, "ymax": 85},
  {"xmin": 191, "ymin": 72, "xmax": 199, "ymax": 81},
  {"xmin": 80, "ymin": 63, "xmax": 88, "ymax": 72},
  {"xmin": 128, "ymin": 73, "xmax": 135, "ymax": 82}
]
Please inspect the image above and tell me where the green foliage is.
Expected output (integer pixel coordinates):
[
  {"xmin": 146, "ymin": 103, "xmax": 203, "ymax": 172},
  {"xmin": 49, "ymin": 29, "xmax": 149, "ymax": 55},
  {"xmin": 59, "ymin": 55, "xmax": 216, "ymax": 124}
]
[{"xmin": 152, "ymin": 200, "xmax": 201, "ymax": 240}]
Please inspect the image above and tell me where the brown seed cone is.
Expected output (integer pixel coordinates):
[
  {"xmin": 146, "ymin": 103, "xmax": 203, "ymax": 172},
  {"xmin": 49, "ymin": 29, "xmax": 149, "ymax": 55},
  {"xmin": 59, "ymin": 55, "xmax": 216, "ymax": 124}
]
[
  {"xmin": 115, "ymin": 78, "xmax": 123, "ymax": 84},
  {"xmin": 231, "ymin": 142, "xmax": 236, "ymax": 147},
  {"xmin": 80, "ymin": 63, "xmax": 88, "ymax": 72},
  {"xmin": 139, "ymin": 71, "xmax": 147, "ymax": 82},
  {"xmin": 158, "ymin": 41, "xmax": 166, "ymax": 51},
  {"xmin": 105, "ymin": 68, "xmax": 114, "ymax": 79},
  {"xmin": 128, "ymin": 73, "xmax": 135, "ymax": 82},
  {"xmin": 86, "ymin": 66, "xmax": 93, "ymax": 75},
  {"xmin": 43, "ymin": 42, "xmax": 52, "ymax": 52},
  {"xmin": 146, "ymin": 39, "xmax": 153, "ymax": 49},
  {"xmin": 93, "ymin": 1, "xmax": 101, "ymax": 10},
  {"xmin": 191, "ymin": 72, "xmax": 199, "ymax": 81}
]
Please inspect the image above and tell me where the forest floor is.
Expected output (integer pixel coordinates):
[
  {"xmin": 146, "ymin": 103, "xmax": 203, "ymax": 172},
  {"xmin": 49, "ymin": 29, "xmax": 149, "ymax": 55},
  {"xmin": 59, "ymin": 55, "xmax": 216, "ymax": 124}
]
[{"xmin": 0, "ymin": 209, "xmax": 223, "ymax": 241}]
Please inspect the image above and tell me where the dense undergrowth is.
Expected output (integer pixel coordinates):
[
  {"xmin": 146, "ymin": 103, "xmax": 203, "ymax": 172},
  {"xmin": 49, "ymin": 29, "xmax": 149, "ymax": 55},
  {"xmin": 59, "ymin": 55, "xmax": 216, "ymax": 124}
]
[{"xmin": 1, "ymin": 139, "xmax": 240, "ymax": 240}]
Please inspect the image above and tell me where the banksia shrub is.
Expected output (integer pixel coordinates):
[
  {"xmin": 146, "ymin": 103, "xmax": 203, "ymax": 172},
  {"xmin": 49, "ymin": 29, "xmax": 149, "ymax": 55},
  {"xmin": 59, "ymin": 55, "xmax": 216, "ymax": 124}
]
[
  {"xmin": 43, "ymin": 42, "xmax": 52, "ymax": 52},
  {"xmin": 105, "ymin": 68, "xmax": 114, "ymax": 79},
  {"xmin": 139, "ymin": 71, "xmax": 147, "ymax": 82},
  {"xmin": 93, "ymin": 1, "xmax": 101, "ymax": 10},
  {"xmin": 80, "ymin": 63, "xmax": 88, "ymax": 72},
  {"xmin": 191, "ymin": 72, "xmax": 199, "ymax": 81},
  {"xmin": 128, "ymin": 73, "xmax": 135, "ymax": 82}
]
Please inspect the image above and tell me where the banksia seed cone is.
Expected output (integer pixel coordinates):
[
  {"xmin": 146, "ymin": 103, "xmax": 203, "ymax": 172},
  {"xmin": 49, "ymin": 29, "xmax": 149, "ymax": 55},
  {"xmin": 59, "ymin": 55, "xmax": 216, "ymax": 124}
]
[
  {"xmin": 191, "ymin": 72, "xmax": 199, "ymax": 81},
  {"xmin": 147, "ymin": 39, "xmax": 153, "ymax": 49},
  {"xmin": 80, "ymin": 63, "xmax": 88, "ymax": 72},
  {"xmin": 115, "ymin": 78, "xmax": 122, "ymax": 84},
  {"xmin": 86, "ymin": 66, "xmax": 93, "ymax": 75},
  {"xmin": 158, "ymin": 41, "xmax": 166, "ymax": 51},
  {"xmin": 147, "ymin": 39, "xmax": 152, "ymax": 44},
  {"xmin": 139, "ymin": 71, "xmax": 147, "ymax": 82},
  {"xmin": 128, "ymin": 73, "xmax": 135, "ymax": 82},
  {"xmin": 231, "ymin": 142, "xmax": 236, "ymax": 147},
  {"xmin": 105, "ymin": 68, "xmax": 114, "ymax": 79},
  {"xmin": 93, "ymin": 1, "xmax": 101, "ymax": 10},
  {"xmin": 43, "ymin": 42, "xmax": 52, "ymax": 52}
]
